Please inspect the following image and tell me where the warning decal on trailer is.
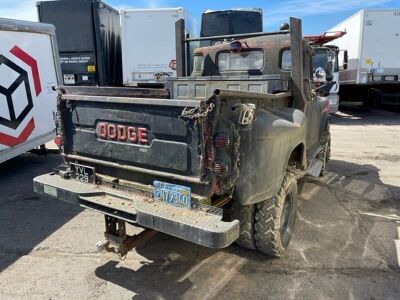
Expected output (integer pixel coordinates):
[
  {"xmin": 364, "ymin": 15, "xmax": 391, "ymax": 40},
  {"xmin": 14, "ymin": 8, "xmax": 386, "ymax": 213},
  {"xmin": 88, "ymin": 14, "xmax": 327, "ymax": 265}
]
[{"xmin": 0, "ymin": 45, "xmax": 42, "ymax": 147}]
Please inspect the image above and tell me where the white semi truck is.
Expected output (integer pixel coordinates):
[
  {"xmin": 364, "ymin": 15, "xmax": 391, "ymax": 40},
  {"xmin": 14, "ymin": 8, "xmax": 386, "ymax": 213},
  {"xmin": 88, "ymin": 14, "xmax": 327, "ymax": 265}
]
[
  {"xmin": 120, "ymin": 8, "xmax": 196, "ymax": 86},
  {"xmin": 305, "ymin": 32, "xmax": 346, "ymax": 114},
  {"xmin": 328, "ymin": 9, "xmax": 400, "ymax": 108},
  {"xmin": 0, "ymin": 18, "xmax": 60, "ymax": 163}
]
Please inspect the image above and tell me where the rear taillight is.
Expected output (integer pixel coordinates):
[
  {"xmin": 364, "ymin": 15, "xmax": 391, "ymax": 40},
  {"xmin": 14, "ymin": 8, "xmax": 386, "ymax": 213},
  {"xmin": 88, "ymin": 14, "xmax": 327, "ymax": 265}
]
[
  {"xmin": 214, "ymin": 134, "xmax": 230, "ymax": 149},
  {"xmin": 54, "ymin": 135, "xmax": 63, "ymax": 148},
  {"xmin": 214, "ymin": 162, "xmax": 228, "ymax": 176}
]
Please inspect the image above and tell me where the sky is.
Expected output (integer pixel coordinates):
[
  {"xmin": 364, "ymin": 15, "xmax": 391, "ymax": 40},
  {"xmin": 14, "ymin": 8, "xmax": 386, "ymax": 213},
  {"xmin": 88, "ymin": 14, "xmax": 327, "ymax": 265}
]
[{"xmin": 0, "ymin": 0, "xmax": 399, "ymax": 34}]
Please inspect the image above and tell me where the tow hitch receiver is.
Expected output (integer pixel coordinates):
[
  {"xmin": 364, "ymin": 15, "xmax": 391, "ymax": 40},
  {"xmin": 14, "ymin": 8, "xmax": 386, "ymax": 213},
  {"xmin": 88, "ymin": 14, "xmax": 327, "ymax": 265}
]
[{"xmin": 96, "ymin": 216, "xmax": 157, "ymax": 257}]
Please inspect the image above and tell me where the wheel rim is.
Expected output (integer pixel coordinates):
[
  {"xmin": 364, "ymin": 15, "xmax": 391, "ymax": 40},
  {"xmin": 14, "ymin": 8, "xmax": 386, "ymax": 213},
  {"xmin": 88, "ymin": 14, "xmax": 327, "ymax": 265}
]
[{"xmin": 280, "ymin": 193, "xmax": 293, "ymax": 247}]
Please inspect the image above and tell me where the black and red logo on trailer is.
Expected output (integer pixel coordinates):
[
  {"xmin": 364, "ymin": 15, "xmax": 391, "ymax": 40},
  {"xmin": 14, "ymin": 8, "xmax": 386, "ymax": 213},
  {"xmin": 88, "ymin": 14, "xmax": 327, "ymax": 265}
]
[{"xmin": 0, "ymin": 46, "xmax": 42, "ymax": 147}]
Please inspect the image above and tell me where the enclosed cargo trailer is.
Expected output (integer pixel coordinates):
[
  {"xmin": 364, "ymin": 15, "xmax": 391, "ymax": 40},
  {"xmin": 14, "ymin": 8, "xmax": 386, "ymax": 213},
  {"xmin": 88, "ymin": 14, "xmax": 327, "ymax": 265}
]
[
  {"xmin": 37, "ymin": 0, "xmax": 122, "ymax": 86},
  {"xmin": 328, "ymin": 9, "xmax": 400, "ymax": 107},
  {"xmin": 200, "ymin": 9, "xmax": 263, "ymax": 47},
  {"xmin": 0, "ymin": 18, "xmax": 60, "ymax": 163},
  {"xmin": 120, "ymin": 8, "xmax": 195, "ymax": 86}
]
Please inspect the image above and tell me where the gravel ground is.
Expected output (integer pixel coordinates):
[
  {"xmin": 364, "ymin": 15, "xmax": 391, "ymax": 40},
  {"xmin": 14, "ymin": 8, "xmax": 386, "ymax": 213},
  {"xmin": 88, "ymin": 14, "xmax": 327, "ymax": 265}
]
[{"xmin": 0, "ymin": 109, "xmax": 399, "ymax": 299}]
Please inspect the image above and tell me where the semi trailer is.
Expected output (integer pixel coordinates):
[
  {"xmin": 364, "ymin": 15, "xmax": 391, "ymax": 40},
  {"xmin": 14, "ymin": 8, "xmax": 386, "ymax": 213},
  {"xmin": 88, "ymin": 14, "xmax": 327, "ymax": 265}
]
[
  {"xmin": 328, "ymin": 9, "xmax": 400, "ymax": 108},
  {"xmin": 120, "ymin": 8, "xmax": 195, "ymax": 86},
  {"xmin": 200, "ymin": 8, "xmax": 263, "ymax": 47},
  {"xmin": 37, "ymin": 0, "xmax": 122, "ymax": 87},
  {"xmin": 0, "ymin": 18, "xmax": 60, "ymax": 163}
]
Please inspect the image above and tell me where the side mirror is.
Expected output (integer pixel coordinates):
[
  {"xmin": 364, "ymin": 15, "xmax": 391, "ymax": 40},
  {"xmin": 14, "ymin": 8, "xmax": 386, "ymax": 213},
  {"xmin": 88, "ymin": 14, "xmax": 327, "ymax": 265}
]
[
  {"xmin": 315, "ymin": 67, "xmax": 327, "ymax": 81},
  {"xmin": 343, "ymin": 50, "xmax": 348, "ymax": 70}
]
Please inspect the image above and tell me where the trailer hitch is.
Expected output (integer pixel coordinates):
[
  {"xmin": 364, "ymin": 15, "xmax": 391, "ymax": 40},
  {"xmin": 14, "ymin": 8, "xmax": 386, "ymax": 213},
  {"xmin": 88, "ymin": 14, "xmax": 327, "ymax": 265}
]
[{"xmin": 96, "ymin": 216, "xmax": 157, "ymax": 257}]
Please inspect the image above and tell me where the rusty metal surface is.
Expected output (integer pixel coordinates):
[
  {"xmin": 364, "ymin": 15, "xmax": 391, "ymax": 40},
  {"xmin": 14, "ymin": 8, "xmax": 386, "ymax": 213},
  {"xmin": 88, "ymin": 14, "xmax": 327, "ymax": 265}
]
[
  {"xmin": 58, "ymin": 85, "xmax": 170, "ymax": 99},
  {"xmin": 123, "ymin": 229, "xmax": 158, "ymax": 253},
  {"xmin": 61, "ymin": 94, "xmax": 201, "ymax": 107},
  {"xmin": 64, "ymin": 154, "xmax": 205, "ymax": 184}
]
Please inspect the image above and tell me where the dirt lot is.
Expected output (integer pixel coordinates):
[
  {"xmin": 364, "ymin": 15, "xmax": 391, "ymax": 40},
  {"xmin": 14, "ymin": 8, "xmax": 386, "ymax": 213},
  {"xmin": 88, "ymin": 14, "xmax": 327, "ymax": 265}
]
[{"xmin": 0, "ymin": 109, "xmax": 399, "ymax": 299}]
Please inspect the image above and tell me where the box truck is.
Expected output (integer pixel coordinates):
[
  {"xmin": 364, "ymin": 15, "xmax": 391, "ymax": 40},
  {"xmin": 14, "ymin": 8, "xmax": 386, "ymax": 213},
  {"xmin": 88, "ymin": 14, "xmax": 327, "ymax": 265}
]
[
  {"xmin": 0, "ymin": 18, "xmax": 60, "ymax": 163},
  {"xmin": 120, "ymin": 8, "xmax": 195, "ymax": 86},
  {"xmin": 328, "ymin": 9, "xmax": 400, "ymax": 108},
  {"xmin": 37, "ymin": 0, "xmax": 122, "ymax": 86}
]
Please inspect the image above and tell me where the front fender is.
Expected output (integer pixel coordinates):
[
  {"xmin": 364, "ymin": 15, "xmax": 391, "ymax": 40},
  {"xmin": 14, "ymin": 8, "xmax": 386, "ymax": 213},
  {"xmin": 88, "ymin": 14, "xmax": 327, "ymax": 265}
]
[{"xmin": 234, "ymin": 108, "xmax": 306, "ymax": 205}]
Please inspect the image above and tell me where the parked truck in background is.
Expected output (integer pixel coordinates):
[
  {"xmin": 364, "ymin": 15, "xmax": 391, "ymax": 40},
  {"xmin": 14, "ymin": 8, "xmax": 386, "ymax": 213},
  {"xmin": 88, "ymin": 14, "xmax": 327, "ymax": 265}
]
[
  {"xmin": 311, "ymin": 46, "xmax": 340, "ymax": 113},
  {"xmin": 120, "ymin": 8, "xmax": 195, "ymax": 86},
  {"xmin": 37, "ymin": 0, "xmax": 122, "ymax": 87},
  {"xmin": 328, "ymin": 9, "xmax": 400, "ymax": 108},
  {"xmin": 0, "ymin": 18, "xmax": 60, "ymax": 163},
  {"xmin": 33, "ymin": 18, "xmax": 331, "ymax": 258},
  {"xmin": 200, "ymin": 8, "xmax": 263, "ymax": 47},
  {"xmin": 304, "ymin": 32, "xmax": 346, "ymax": 114}
]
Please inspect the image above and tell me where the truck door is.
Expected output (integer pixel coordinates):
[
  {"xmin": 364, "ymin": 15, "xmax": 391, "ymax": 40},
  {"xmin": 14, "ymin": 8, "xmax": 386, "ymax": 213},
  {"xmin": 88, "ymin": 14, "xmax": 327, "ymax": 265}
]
[{"xmin": 304, "ymin": 46, "xmax": 322, "ymax": 148}]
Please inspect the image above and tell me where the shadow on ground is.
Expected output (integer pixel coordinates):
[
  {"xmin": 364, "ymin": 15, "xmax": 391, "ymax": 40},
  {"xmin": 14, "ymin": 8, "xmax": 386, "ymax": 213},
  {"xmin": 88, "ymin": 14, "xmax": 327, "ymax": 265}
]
[
  {"xmin": 0, "ymin": 153, "xmax": 81, "ymax": 272},
  {"xmin": 332, "ymin": 108, "xmax": 400, "ymax": 126},
  {"xmin": 95, "ymin": 159, "xmax": 400, "ymax": 299}
]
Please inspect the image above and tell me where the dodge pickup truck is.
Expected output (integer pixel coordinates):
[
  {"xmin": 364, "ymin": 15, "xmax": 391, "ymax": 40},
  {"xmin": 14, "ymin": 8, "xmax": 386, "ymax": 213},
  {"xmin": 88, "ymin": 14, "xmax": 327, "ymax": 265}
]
[{"xmin": 34, "ymin": 18, "xmax": 330, "ymax": 257}]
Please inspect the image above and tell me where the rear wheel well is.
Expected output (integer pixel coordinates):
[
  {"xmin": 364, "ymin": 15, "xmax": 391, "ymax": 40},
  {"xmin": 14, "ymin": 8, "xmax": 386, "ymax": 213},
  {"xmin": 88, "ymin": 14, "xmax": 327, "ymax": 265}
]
[{"xmin": 288, "ymin": 143, "xmax": 305, "ymax": 170}]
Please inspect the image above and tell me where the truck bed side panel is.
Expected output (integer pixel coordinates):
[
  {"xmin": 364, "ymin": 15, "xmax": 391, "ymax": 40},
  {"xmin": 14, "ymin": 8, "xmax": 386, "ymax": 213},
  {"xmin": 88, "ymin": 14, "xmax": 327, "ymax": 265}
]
[{"xmin": 234, "ymin": 108, "xmax": 307, "ymax": 205}]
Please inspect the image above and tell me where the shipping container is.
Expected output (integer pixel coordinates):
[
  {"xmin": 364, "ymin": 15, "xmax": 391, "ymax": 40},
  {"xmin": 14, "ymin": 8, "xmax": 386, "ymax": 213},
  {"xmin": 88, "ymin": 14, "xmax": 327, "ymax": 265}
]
[
  {"xmin": 0, "ymin": 18, "xmax": 60, "ymax": 163},
  {"xmin": 37, "ymin": 0, "xmax": 122, "ymax": 86},
  {"xmin": 328, "ymin": 9, "xmax": 400, "ymax": 107},
  {"xmin": 120, "ymin": 8, "xmax": 195, "ymax": 86}
]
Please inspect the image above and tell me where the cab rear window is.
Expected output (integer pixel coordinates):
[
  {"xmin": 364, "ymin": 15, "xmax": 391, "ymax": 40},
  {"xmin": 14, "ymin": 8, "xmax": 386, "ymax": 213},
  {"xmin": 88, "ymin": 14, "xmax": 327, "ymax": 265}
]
[
  {"xmin": 281, "ymin": 49, "xmax": 291, "ymax": 71},
  {"xmin": 218, "ymin": 50, "xmax": 264, "ymax": 71}
]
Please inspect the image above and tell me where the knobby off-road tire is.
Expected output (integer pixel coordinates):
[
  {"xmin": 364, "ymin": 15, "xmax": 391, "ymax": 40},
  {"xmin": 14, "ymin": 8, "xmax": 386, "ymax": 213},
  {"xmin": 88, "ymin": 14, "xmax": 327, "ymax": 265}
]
[
  {"xmin": 254, "ymin": 171, "xmax": 298, "ymax": 257},
  {"xmin": 320, "ymin": 124, "xmax": 331, "ymax": 176},
  {"xmin": 230, "ymin": 200, "xmax": 257, "ymax": 250}
]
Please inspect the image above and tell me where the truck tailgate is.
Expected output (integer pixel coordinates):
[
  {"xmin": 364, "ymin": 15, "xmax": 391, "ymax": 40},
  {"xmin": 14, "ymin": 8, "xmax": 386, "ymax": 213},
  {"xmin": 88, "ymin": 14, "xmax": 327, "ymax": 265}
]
[{"xmin": 60, "ymin": 88, "xmax": 204, "ymax": 179}]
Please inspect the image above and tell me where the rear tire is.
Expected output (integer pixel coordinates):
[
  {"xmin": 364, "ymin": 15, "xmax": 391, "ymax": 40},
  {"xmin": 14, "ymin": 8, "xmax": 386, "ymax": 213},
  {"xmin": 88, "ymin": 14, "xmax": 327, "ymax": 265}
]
[
  {"xmin": 230, "ymin": 201, "xmax": 257, "ymax": 250},
  {"xmin": 320, "ymin": 124, "xmax": 331, "ymax": 176},
  {"xmin": 254, "ymin": 171, "xmax": 298, "ymax": 257}
]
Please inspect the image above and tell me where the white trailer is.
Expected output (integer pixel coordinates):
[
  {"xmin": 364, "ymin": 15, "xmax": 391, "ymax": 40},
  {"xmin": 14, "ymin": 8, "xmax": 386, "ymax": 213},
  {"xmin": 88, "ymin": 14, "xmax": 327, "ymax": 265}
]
[
  {"xmin": 328, "ymin": 9, "xmax": 400, "ymax": 107},
  {"xmin": 0, "ymin": 18, "xmax": 60, "ymax": 163},
  {"xmin": 120, "ymin": 8, "xmax": 195, "ymax": 86}
]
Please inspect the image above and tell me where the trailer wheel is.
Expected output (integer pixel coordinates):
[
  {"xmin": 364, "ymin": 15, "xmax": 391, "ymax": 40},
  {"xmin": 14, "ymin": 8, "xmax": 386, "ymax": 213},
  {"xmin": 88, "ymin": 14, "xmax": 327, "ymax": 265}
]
[
  {"xmin": 255, "ymin": 170, "xmax": 298, "ymax": 257},
  {"xmin": 371, "ymin": 89, "xmax": 383, "ymax": 108},
  {"xmin": 229, "ymin": 201, "xmax": 257, "ymax": 250}
]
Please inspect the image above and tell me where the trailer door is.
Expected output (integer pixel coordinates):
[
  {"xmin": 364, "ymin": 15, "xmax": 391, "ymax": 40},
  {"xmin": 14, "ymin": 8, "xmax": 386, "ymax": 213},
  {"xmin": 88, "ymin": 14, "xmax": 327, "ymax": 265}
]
[{"xmin": 361, "ymin": 11, "xmax": 400, "ymax": 78}]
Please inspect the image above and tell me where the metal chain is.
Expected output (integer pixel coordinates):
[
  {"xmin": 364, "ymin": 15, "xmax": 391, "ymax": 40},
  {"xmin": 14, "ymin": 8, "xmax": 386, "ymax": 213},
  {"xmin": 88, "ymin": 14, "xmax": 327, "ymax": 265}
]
[
  {"xmin": 180, "ymin": 102, "xmax": 215, "ymax": 120},
  {"xmin": 224, "ymin": 121, "xmax": 241, "ymax": 191},
  {"xmin": 53, "ymin": 111, "xmax": 62, "ymax": 126}
]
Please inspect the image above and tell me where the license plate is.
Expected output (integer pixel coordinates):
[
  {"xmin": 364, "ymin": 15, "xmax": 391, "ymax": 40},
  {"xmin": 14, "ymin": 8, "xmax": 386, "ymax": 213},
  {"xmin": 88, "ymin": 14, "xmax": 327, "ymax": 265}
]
[
  {"xmin": 70, "ymin": 163, "xmax": 95, "ymax": 184},
  {"xmin": 153, "ymin": 181, "xmax": 191, "ymax": 209},
  {"xmin": 43, "ymin": 185, "xmax": 58, "ymax": 197}
]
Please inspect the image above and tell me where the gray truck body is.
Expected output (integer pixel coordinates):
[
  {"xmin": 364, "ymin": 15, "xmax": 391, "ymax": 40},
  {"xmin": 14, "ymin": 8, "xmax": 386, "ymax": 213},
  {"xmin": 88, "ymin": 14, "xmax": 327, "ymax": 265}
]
[{"xmin": 33, "ymin": 18, "xmax": 330, "ymax": 252}]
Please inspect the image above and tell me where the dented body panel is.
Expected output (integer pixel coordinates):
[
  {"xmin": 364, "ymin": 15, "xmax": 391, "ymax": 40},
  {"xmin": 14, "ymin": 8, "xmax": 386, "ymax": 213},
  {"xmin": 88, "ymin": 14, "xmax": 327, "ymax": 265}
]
[{"xmin": 34, "ymin": 19, "xmax": 330, "ymax": 250}]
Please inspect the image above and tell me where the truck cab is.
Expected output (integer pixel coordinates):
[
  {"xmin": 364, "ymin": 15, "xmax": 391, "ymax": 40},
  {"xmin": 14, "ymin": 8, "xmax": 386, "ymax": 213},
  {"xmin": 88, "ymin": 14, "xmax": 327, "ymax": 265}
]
[{"xmin": 312, "ymin": 45, "xmax": 340, "ymax": 113}]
